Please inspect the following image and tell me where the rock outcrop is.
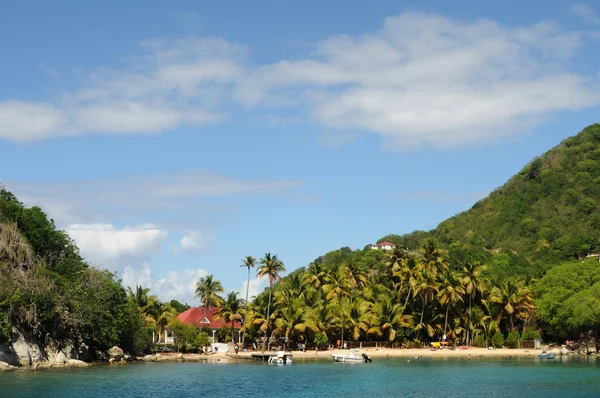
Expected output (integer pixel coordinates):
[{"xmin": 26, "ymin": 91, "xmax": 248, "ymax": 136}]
[
  {"xmin": 108, "ymin": 346, "xmax": 124, "ymax": 361},
  {"xmin": 67, "ymin": 359, "xmax": 89, "ymax": 367}
]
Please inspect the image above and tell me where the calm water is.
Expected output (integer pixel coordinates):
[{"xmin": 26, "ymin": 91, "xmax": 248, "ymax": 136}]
[{"xmin": 1, "ymin": 356, "xmax": 599, "ymax": 397}]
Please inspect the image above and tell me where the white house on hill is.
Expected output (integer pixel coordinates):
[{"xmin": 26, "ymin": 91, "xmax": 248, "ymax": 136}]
[{"xmin": 369, "ymin": 241, "xmax": 396, "ymax": 251}]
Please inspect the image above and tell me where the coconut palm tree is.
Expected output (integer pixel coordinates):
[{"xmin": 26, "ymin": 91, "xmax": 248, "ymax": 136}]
[
  {"xmin": 150, "ymin": 303, "xmax": 178, "ymax": 344},
  {"xmin": 127, "ymin": 285, "xmax": 159, "ymax": 323},
  {"xmin": 437, "ymin": 270, "xmax": 465, "ymax": 342},
  {"xmin": 490, "ymin": 278, "xmax": 534, "ymax": 332},
  {"xmin": 214, "ymin": 291, "xmax": 242, "ymax": 342},
  {"xmin": 194, "ymin": 275, "xmax": 224, "ymax": 326},
  {"xmin": 460, "ymin": 261, "xmax": 488, "ymax": 345},
  {"xmin": 303, "ymin": 261, "xmax": 327, "ymax": 290},
  {"xmin": 240, "ymin": 256, "xmax": 256, "ymax": 346},
  {"xmin": 323, "ymin": 266, "xmax": 351, "ymax": 348},
  {"xmin": 257, "ymin": 252, "xmax": 286, "ymax": 350},
  {"xmin": 368, "ymin": 293, "xmax": 412, "ymax": 343}
]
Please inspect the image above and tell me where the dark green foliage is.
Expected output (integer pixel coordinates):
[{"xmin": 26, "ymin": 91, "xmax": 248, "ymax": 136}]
[
  {"xmin": 381, "ymin": 124, "xmax": 600, "ymax": 276},
  {"xmin": 534, "ymin": 259, "xmax": 600, "ymax": 340},
  {"xmin": 0, "ymin": 312, "xmax": 10, "ymax": 344},
  {"xmin": 506, "ymin": 331, "xmax": 520, "ymax": 348},
  {"xmin": 521, "ymin": 327, "xmax": 542, "ymax": 341},
  {"xmin": 473, "ymin": 335, "xmax": 486, "ymax": 347},
  {"xmin": 169, "ymin": 300, "xmax": 190, "ymax": 314},
  {"xmin": 313, "ymin": 332, "xmax": 328, "ymax": 349},
  {"xmin": 491, "ymin": 332, "xmax": 504, "ymax": 348},
  {"xmin": 0, "ymin": 186, "xmax": 151, "ymax": 357}
]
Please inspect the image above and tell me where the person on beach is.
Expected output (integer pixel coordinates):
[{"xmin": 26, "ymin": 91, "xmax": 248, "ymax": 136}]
[{"xmin": 336, "ymin": 340, "xmax": 341, "ymax": 349}]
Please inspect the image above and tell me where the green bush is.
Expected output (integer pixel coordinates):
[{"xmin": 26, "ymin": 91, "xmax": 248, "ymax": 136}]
[
  {"xmin": 521, "ymin": 327, "xmax": 542, "ymax": 341},
  {"xmin": 473, "ymin": 335, "xmax": 486, "ymax": 347},
  {"xmin": 506, "ymin": 331, "xmax": 520, "ymax": 348},
  {"xmin": 0, "ymin": 313, "xmax": 10, "ymax": 345},
  {"xmin": 491, "ymin": 333, "xmax": 504, "ymax": 348},
  {"xmin": 313, "ymin": 332, "xmax": 328, "ymax": 349}
]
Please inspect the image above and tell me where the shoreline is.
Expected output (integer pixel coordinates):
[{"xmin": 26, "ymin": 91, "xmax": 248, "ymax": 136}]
[
  {"xmin": 1, "ymin": 347, "xmax": 584, "ymax": 371},
  {"xmin": 231, "ymin": 347, "xmax": 550, "ymax": 360}
]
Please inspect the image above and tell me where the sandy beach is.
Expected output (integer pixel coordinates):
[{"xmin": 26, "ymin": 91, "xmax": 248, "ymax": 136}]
[{"xmin": 163, "ymin": 346, "xmax": 552, "ymax": 362}]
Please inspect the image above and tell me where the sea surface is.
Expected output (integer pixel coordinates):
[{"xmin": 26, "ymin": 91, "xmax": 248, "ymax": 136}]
[{"xmin": 1, "ymin": 356, "xmax": 599, "ymax": 397}]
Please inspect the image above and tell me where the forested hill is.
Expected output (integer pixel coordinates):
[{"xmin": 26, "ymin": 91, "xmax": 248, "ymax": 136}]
[{"xmin": 381, "ymin": 123, "xmax": 600, "ymax": 268}]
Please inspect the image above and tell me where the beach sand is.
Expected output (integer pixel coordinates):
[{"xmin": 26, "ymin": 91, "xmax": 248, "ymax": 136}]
[{"xmin": 212, "ymin": 346, "xmax": 550, "ymax": 361}]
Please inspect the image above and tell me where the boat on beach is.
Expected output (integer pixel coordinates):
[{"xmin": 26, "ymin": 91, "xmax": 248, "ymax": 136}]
[
  {"xmin": 268, "ymin": 351, "xmax": 292, "ymax": 365},
  {"xmin": 331, "ymin": 349, "xmax": 372, "ymax": 363}
]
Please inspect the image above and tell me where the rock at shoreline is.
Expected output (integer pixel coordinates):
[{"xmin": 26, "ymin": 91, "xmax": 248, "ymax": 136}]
[
  {"xmin": 0, "ymin": 361, "xmax": 12, "ymax": 370},
  {"xmin": 108, "ymin": 346, "xmax": 124, "ymax": 361},
  {"xmin": 560, "ymin": 347, "xmax": 569, "ymax": 356},
  {"xmin": 67, "ymin": 359, "xmax": 89, "ymax": 367},
  {"xmin": 53, "ymin": 351, "xmax": 67, "ymax": 364}
]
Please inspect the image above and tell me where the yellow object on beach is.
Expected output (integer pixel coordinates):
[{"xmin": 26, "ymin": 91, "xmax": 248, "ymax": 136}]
[{"xmin": 431, "ymin": 342, "xmax": 441, "ymax": 348}]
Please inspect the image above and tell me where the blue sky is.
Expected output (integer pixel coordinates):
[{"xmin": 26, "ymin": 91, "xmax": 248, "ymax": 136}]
[{"xmin": 1, "ymin": 0, "xmax": 599, "ymax": 304}]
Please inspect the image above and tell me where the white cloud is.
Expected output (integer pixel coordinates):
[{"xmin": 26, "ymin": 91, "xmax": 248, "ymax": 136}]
[
  {"xmin": 240, "ymin": 277, "xmax": 269, "ymax": 301},
  {"xmin": 122, "ymin": 262, "xmax": 208, "ymax": 304},
  {"xmin": 1, "ymin": 13, "xmax": 599, "ymax": 148},
  {"xmin": 173, "ymin": 231, "xmax": 212, "ymax": 254},
  {"xmin": 242, "ymin": 15, "xmax": 599, "ymax": 149},
  {"xmin": 571, "ymin": 3, "xmax": 600, "ymax": 24},
  {"xmin": 66, "ymin": 223, "xmax": 168, "ymax": 264}
]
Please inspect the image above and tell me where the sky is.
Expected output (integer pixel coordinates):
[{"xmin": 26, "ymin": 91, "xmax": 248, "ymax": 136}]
[{"xmin": 1, "ymin": 0, "xmax": 599, "ymax": 305}]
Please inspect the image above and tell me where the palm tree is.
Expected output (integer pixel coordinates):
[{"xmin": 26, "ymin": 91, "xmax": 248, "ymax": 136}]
[
  {"xmin": 150, "ymin": 303, "xmax": 177, "ymax": 344},
  {"xmin": 214, "ymin": 291, "xmax": 242, "ymax": 342},
  {"xmin": 323, "ymin": 266, "xmax": 351, "ymax": 348},
  {"xmin": 303, "ymin": 261, "xmax": 327, "ymax": 290},
  {"xmin": 437, "ymin": 270, "xmax": 465, "ymax": 343},
  {"xmin": 460, "ymin": 261, "xmax": 488, "ymax": 345},
  {"xmin": 195, "ymin": 275, "xmax": 224, "ymax": 326},
  {"xmin": 420, "ymin": 238, "xmax": 448, "ymax": 276},
  {"xmin": 490, "ymin": 278, "xmax": 534, "ymax": 332},
  {"xmin": 411, "ymin": 268, "xmax": 438, "ymax": 338},
  {"xmin": 257, "ymin": 252, "xmax": 286, "ymax": 350},
  {"xmin": 368, "ymin": 293, "xmax": 412, "ymax": 343},
  {"xmin": 240, "ymin": 256, "xmax": 256, "ymax": 346},
  {"xmin": 127, "ymin": 285, "xmax": 159, "ymax": 323}
]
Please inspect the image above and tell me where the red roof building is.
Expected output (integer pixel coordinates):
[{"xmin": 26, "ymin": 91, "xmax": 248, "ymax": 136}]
[{"xmin": 176, "ymin": 307, "xmax": 241, "ymax": 329}]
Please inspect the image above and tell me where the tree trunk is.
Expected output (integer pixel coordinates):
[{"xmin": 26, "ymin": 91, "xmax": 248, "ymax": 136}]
[
  {"xmin": 340, "ymin": 298, "xmax": 344, "ymax": 349},
  {"xmin": 402, "ymin": 286, "xmax": 412, "ymax": 314},
  {"xmin": 262, "ymin": 283, "xmax": 273, "ymax": 351},
  {"xmin": 443, "ymin": 303, "xmax": 450, "ymax": 341},
  {"xmin": 241, "ymin": 267, "xmax": 250, "ymax": 347}
]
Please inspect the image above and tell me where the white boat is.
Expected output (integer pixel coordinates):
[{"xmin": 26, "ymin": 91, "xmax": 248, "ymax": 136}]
[
  {"xmin": 331, "ymin": 349, "xmax": 372, "ymax": 363},
  {"xmin": 268, "ymin": 351, "xmax": 292, "ymax": 365}
]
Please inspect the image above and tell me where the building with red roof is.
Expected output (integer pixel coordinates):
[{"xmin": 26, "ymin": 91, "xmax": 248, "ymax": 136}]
[
  {"xmin": 176, "ymin": 307, "xmax": 242, "ymax": 330},
  {"xmin": 159, "ymin": 307, "xmax": 242, "ymax": 346},
  {"xmin": 369, "ymin": 241, "xmax": 396, "ymax": 251}
]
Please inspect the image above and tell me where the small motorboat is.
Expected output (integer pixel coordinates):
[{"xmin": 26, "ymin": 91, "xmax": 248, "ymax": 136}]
[
  {"xmin": 538, "ymin": 352, "xmax": 556, "ymax": 359},
  {"xmin": 268, "ymin": 351, "xmax": 292, "ymax": 365},
  {"xmin": 331, "ymin": 349, "xmax": 372, "ymax": 363}
]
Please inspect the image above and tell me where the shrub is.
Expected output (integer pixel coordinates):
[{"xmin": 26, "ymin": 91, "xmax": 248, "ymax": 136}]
[
  {"xmin": 313, "ymin": 332, "xmax": 328, "ymax": 349},
  {"xmin": 506, "ymin": 331, "xmax": 521, "ymax": 348},
  {"xmin": 492, "ymin": 333, "xmax": 504, "ymax": 348},
  {"xmin": 521, "ymin": 327, "xmax": 542, "ymax": 341},
  {"xmin": 0, "ymin": 313, "xmax": 10, "ymax": 345},
  {"xmin": 473, "ymin": 335, "xmax": 486, "ymax": 347}
]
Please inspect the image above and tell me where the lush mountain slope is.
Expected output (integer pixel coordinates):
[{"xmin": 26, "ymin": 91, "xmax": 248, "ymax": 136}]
[
  {"xmin": 0, "ymin": 187, "xmax": 153, "ymax": 364},
  {"xmin": 435, "ymin": 124, "xmax": 600, "ymax": 263},
  {"xmin": 381, "ymin": 124, "xmax": 600, "ymax": 271}
]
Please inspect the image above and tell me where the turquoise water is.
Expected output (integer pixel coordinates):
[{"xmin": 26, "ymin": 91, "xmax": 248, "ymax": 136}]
[{"xmin": 1, "ymin": 357, "xmax": 600, "ymax": 397}]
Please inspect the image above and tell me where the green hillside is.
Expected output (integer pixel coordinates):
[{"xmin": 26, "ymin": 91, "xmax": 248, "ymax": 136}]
[{"xmin": 380, "ymin": 124, "xmax": 600, "ymax": 276}]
